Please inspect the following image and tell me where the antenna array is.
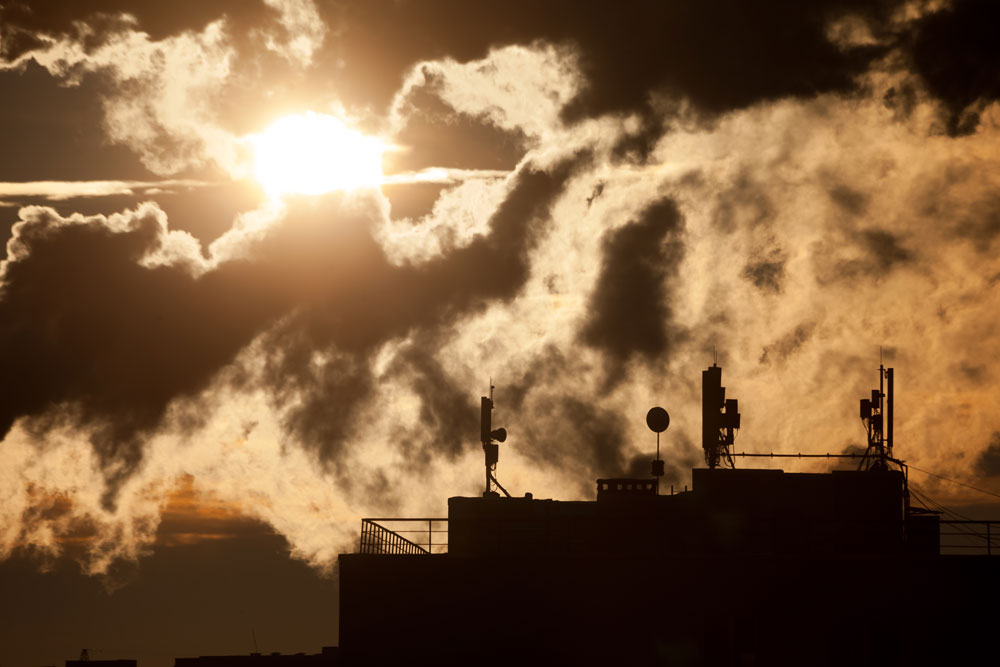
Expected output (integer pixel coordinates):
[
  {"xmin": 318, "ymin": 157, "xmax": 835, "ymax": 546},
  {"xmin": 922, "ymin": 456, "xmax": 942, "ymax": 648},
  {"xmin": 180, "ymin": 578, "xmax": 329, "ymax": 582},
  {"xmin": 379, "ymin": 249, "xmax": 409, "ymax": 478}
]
[{"xmin": 480, "ymin": 381, "xmax": 510, "ymax": 497}]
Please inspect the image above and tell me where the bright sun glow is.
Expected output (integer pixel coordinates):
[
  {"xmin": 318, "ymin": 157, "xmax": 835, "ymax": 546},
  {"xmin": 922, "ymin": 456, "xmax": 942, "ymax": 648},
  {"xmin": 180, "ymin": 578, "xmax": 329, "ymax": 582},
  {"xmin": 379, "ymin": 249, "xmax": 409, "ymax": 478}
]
[{"xmin": 248, "ymin": 112, "xmax": 384, "ymax": 196}]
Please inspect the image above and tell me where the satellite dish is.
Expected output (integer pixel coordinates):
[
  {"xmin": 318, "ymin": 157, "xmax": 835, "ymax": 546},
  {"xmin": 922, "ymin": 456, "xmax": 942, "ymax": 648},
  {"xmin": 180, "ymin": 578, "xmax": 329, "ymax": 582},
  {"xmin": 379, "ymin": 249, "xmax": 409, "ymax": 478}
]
[{"xmin": 646, "ymin": 407, "xmax": 670, "ymax": 433}]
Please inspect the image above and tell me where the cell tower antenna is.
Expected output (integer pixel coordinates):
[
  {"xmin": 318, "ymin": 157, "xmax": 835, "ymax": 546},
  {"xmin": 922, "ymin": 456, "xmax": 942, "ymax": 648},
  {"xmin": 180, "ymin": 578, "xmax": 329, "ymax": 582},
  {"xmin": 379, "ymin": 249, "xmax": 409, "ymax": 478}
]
[
  {"xmin": 858, "ymin": 362, "xmax": 895, "ymax": 472},
  {"xmin": 480, "ymin": 381, "xmax": 510, "ymax": 498},
  {"xmin": 702, "ymin": 362, "xmax": 739, "ymax": 469}
]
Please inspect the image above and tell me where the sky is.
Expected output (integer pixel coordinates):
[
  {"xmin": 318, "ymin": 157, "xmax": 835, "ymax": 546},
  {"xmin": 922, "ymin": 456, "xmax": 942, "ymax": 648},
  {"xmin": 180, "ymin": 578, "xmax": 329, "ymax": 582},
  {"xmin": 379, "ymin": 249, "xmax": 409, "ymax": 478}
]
[{"xmin": 2, "ymin": 0, "xmax": 1000, "ymax": 664}]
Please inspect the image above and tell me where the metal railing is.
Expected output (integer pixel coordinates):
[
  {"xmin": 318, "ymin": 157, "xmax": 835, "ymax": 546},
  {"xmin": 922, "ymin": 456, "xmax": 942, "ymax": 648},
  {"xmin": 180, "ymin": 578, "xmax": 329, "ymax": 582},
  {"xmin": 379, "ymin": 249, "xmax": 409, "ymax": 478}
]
[
  {"xmin": 939, "ymin": 520, "xmax": 1000, "ymax": 556},
  {"xmin": 359, "ymin": 518, "xmax": 448, "ymax": 555}
]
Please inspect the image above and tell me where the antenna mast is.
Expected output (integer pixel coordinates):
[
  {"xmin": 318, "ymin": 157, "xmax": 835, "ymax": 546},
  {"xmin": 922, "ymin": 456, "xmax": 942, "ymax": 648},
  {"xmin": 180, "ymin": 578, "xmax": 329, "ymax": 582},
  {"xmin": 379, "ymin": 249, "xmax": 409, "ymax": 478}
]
[
  {"xmin": 702, "ymin": 362, "xmax": 740, "ymax": 469},
  {"xmin": 858, "ymin": 363, "xmax": 894, "ymax": 472},
  {"xmin": 480, "ymin": 381, "xmax": 510, "ymax": 497},
  {"xmin": 646, "ymin": 407, "xmax": 670, "ymax": 493}
]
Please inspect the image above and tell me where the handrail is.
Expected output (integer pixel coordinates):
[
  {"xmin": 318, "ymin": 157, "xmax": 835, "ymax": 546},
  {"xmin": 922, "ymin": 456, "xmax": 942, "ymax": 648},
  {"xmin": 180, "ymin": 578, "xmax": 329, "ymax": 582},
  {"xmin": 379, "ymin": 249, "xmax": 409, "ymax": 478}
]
[
  {"xmin": 358, "ymin": 518, "xmax": 448, "ymax": 555},
  {"xmin": 358, "ymin": 517, "xmax": 997, "ymax": 556},
  {"xmin": 939, "ymin": 520, "xmax": 1000, "ymax": 556}
]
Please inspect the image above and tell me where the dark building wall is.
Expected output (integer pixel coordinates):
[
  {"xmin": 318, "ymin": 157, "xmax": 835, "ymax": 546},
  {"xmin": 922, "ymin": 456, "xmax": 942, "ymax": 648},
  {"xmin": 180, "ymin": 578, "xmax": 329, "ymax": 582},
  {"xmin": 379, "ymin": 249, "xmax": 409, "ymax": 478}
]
[
  {"xmin": 449, "ymin": 468, "xmax": 912, "ymax": 558},
  {"xmin": 339, "ymin": 468, "xmax": 987, "ymax": 665},
  {"xmin": 338, "ymin": 551, "xmax": 999, "ymax": 666}
]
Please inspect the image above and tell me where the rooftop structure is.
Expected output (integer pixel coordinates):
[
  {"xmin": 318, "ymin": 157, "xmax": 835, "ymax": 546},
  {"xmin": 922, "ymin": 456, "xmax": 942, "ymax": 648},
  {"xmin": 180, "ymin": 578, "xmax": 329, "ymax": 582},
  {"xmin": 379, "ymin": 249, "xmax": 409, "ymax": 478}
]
[{"xmin": 338, "ymin": 364, "xmax": 999, "ymax": 666}]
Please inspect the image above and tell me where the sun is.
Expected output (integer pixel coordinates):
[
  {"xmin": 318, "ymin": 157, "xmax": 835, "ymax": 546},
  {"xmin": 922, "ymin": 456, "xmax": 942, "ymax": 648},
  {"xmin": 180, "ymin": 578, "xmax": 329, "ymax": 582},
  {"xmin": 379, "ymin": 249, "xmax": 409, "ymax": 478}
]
[{"xmin": 248, "ymin": 112, "xmax": 385, "ymax": 196}]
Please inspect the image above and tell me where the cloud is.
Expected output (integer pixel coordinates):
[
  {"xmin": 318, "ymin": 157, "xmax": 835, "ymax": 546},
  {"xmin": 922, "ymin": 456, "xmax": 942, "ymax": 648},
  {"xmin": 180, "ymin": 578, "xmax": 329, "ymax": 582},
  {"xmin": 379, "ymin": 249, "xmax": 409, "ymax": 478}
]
[
  {"xmin": 907, "ymin": 0, "xmax": 1000, "ymax": 135},
  {"xmin": 0, "ymin": 2, "xmax": 327, "ymax": 179},
  {"xmin": 0, "ymin": 148, "xmax": 584, "ymax": 511},
  {"xmin": 255, "ymin": 156, "xmax": 588, "ymax": 471},
  {"xmin": 0, "ymin": 203, "xmax": 289, "ymax": 501},
  {"xmin": 0, "ymin": 179, "xmax": 210, "ymax": 201},
  {"xmin": 258, "ymin": 0, "xmax": 326, "ymax": 67},
  {"xmin": 759, "ymin": 323, "xmax": 817, "ymax": 366},
  {"xmin": 312, "ymin": 1, "xmax": 901, "ymax": 122},
  {"xmin": 4, "ymin": 0, "xmax": 1000, "ymax": 577},
  {"xmin": 4, "ymin": 0, "xmax": 999, "ymax": 172},
  {"xmin": 579, "ymin": 198, "xmax": 686, "ymax": 387},
  {"xmin": 975, "ymin": 433, "xmax": 1000, "ymax": 477},
  {"xmin": 743, "ymin": 248, "xmax": 787, "ymax": 293}
]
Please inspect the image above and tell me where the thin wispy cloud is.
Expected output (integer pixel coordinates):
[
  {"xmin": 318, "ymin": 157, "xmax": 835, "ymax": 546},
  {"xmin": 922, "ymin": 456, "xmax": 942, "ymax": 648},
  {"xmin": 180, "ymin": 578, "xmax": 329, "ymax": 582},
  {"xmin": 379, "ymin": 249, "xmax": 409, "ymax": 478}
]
[{"xmin": 0, "ymin": 179, "xmax": 210, "ymax": 201}]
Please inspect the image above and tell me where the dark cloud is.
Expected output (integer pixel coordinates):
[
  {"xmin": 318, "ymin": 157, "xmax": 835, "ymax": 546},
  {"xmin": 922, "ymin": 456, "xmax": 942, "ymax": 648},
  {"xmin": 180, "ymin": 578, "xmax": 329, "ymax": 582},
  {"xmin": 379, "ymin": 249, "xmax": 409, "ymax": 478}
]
[
  {"xmin": 882, "ymin": 82, "xmax": 919, "ymax": 122},
  {"xmin": 585, "ymin": 182, "xmax": 605, "ymax": 208},
  {"xmin": 958, "ymin": 362, "xmax": 987, "ymax": 384},
  {"xmin": 229, "ymin": 157, "xmax": 585, "ymax": 476},
  {"xmin": 317, "ymin": 1, "xmax": 902, "ymax": 123},
  {"xmin": 0, "ymin": 1, "xmax": 277, "ymax": 60},
  {"xmin": 817, "ymin": 227, "xmax": 913, "ymax": 283},
  {"xmin": 5, "ymin": 0, "xmax": 902, "ymax": 128},
  {"xmin": 743, "ymin": 248, "xmax": 787, "ymax": 293},
  {"xmin": 0, "ymin": 206, "xmax": 289, "ymax": 501},
  {"xmin": 623, "ymin": 432, "xmax": 701, "ymax": 485},
  {"xmin": 0, "ymin": 155, "xmax": 585, "ymax": 504},
  {"xmin": 829, "ymin": 184, "xmax": 869, "ymax": 217},
  {"xmin": 713, "ymin": 173, "xmax": 774, "ymax": 233},
  {"xmin": 975, "ymin": 432, "xmax": 1000, "ymax": 477},
  {"xmin": 503, "ymin": 345, "xmax": 569, "ymax": 415},
  {"xmin": 0, "ymin": 2, "xmax": 327, "ymax": 176},
  {"xmin": 760, "ymin": 323, "xmax": 816, "ymax": 365},
  {"xmin": 386, "ymin": 333, "xmax": 478, "ymax": 463},
  {"xmin": 580, "ymin": 198, "xmax": 685, "ymax": 384},
  {"xmin": 504, "ymin": 348, "xmax": 703, "ymax": 493},
  {"xmin": 9, "ymin": 1, "xmax": 1000, "ymax": 143},
  {"xmin": 260, "ymin": 341, "xmax": 376, "ymax": 465},
  {"xmin": 860, "ymin": 228, "xmax": 913, "ymax": 269},
  {"xmin": 500, "ymin": 347, "xmax": 634, "ymax": 489},
  {"xmin": 908, "ymin": 0, "xmax": 1000, "ymax": 136},
  {"xmin": 520, "ymin": 394, "xmax": 629, "ymax": 494},
  {"xmin": 954, "ymin": 194, "xmax": 1000, "ymax": 252}
]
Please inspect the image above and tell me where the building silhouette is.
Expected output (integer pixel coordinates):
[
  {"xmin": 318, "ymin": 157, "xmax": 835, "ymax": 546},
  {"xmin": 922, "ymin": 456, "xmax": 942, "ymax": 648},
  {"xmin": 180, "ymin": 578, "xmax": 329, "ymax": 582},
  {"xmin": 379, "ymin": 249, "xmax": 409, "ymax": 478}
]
[
  {"xmin": 66, "ymin": 660, "xmax": 136, "ymax": 667},
  {"xmin": 337, "ymin": 365, "xmax": 1000, "ymax": 666},
  {"xmin": 174, "ymin": 648, "xmax": 338, "ymax": 667}
]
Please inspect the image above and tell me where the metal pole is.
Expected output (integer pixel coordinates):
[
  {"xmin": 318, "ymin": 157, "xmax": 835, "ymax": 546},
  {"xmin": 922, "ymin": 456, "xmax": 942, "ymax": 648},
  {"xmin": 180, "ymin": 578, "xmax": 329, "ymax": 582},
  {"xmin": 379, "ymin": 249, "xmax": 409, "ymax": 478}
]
[{"xmin": 887, "ymin": 368, "xmax": 894, "ymax": 459}]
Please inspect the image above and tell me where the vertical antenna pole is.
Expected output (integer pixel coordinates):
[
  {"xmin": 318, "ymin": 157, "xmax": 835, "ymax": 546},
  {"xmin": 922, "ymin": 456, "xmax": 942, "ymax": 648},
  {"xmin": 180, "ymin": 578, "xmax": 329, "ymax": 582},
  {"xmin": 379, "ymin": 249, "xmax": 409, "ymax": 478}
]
[
  {"xmin": 887, "ymin": 367, "xmax": 894, "ymax": 459},
  {"xmin": 879, "ymin": 364, "xmax": 885, "ymax": 455},
  {"xmin": 489, "ymin": 378, "xmax": 495, "ymax": 494},
  {"xmin": 481, "ymin": 394, "xmax": 492, "ymax": 495}
]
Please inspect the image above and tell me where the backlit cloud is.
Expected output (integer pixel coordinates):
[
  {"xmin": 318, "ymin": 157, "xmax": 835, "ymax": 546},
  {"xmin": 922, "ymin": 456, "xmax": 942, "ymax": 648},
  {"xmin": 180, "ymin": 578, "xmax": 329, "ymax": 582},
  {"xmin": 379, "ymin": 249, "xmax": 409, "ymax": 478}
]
[{"xmin": 2, "ymin": 0, "xmax": 1000, "ymax": 578}]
